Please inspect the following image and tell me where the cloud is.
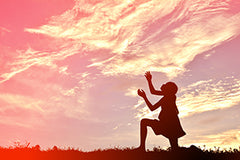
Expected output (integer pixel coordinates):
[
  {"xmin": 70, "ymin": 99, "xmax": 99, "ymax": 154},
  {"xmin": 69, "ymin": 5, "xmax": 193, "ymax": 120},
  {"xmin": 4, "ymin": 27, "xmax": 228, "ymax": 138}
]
[
  {"xmin": 24, "ymin": 0, "xmax": 240, "ymax": 78},
  {"xmin": 188, "ymin": 128, "xmax": 240, "ymax": 149},
  {"xmin": 124, "ymin": 86, "xmax": 139, "ymax": 97},
  {"xmin": 0, "ymin": 93, "xmax": 46, "ymax": 128},
  {"xmin": 178, "ymin": 77, "xmax": 240, "ymax": 117},
  {"xmin": 0, "ymin": 27, "xmax": 11, "ymax": 36},
  {"xmin": 0, "ymin": 42, "xmax": 84, "ymax": 83},
  {"xmin": 0, "ymin": 93, "xmax": 44, "ymax": 112},
  {"xmin": 0, "ymin": 86, "xmax": 90, "ymax": 129},
  {"xmin": 0, "ymin": 62, "xmax": 94, "ymax": 128},
  {"xmin": 2, "ymin": 0, "xmax": 240, "ymax": 84},
  {"xmin": 134, "ymin": 77, "xmax": 240, "ymax": 119}
]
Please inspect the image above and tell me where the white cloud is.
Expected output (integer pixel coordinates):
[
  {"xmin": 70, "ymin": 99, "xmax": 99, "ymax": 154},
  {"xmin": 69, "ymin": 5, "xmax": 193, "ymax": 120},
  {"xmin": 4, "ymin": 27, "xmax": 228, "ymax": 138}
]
[
  {"xmin": 134, "ymin": 77, "xmax": 240, "ymax": 119},
  {"xmin": 124, "ymin": 87, "xmax": 139, "ymax": 97},
  {"xmin": 178, "ymin": 77, "xmax": 240, "ymax": 117},
  {"xmin": 0, "ymin": 42, "xmax": 85, "ymax": 83},
  {"xmin": 0, "ymin": 93, "xmax": 44, "ymax": 112},
  {"xmin": 59, "ymin": 66, "xmax": 69, "ymax": 75},
  {"xmin": 0, "ymin": 27, "xmax": 11, "ymax": 36},
  {"xmin": 187, "ymin": 128, "xmax": 240, "ymax": 150},
  {"xmin": 1, "ymin": 0, "xmax": 239, "ymax": 83},
  {"xmin": 0, "ymin": 93, "xmax": 46, "ymax": 128}
]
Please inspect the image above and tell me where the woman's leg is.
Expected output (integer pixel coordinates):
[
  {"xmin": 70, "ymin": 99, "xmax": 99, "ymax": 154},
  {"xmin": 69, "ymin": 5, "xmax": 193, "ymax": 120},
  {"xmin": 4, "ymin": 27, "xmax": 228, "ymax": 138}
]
[
  {"xmin": 169, "ymin": 138, "xmax": 179, "ymax": 151},
  {"xmin": 139, "ymin": 118, "xmax": 156, "ymax": 151}
]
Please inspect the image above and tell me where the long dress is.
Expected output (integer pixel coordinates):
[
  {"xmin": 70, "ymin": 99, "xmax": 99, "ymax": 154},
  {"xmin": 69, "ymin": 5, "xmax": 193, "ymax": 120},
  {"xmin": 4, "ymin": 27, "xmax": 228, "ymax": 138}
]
[{"xmin": 151, "ymin": 95, "xmax": 186, "ymax": 139}]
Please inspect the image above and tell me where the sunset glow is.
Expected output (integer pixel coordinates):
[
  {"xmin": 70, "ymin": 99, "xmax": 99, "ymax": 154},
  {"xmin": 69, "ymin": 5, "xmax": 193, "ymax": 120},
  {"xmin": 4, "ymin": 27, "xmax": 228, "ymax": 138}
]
[{"xmin": 1, "ymin": 0, "xmax": 240, "ymax": 151}]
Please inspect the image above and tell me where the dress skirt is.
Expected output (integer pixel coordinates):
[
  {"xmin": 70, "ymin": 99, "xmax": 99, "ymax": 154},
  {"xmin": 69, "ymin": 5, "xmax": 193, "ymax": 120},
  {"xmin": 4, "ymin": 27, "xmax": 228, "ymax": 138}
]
[{"xmin": 151, "ymin": 113, "xmax": 186, "ymax": 139}]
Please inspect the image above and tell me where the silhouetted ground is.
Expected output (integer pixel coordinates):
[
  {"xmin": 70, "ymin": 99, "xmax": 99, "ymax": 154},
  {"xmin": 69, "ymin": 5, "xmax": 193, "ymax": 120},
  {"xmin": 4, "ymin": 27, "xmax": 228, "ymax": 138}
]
[{"xmin": 0, "ymin": 145, "xmax": 239, "ymax": 160}]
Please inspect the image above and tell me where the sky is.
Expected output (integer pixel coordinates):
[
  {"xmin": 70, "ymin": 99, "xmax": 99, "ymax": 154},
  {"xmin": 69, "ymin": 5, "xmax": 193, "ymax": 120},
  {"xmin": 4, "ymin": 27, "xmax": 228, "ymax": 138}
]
[{"xmin": 0, "ymin": 0, "xmax": 240, "ymax": 151}]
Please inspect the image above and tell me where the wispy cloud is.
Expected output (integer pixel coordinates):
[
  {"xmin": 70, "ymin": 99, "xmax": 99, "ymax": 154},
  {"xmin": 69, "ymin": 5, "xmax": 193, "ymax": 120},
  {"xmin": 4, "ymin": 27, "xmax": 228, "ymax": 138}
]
[
  {"xmin": 0, "ymin": 87, "xmax": 89, "ymax": 129},
  {"xmin": 187, "ymin": 128, "xmax": 240, "ymax": 149},
  {"xmin": 24, "ymin": 0, "xmax": 240, "ymax": 78},
  {"xmin": 0, "ymin": 42, "xmax": 84, "ymax": 83},
  {"xmin": 2, "ymin": 0, "xmax": 240, "ymax": 83},
  {"xmin": 178, "ymin": 77, "xmax": 240, "ymax": 117},
  {"xmin": 0, "ymin": 93, "xmax": 45, "ymax": 128},
  {"xmin": 0, "ymin": 93, "xmax": 44, "ymax": 112},
  {"xmin": 134, "ymin": 77, "xmax": 240, "ymax": 119},
  {"xmin": 0, "ymin": 64, "xmax": 93, "ymax": 127},
  {"xmin": 124, "ymin": 87, "xmax": 139, "ymax": 97},
  {"xmin": 0, "ymin": 27, "xmax": 10, "ymax": 36}
]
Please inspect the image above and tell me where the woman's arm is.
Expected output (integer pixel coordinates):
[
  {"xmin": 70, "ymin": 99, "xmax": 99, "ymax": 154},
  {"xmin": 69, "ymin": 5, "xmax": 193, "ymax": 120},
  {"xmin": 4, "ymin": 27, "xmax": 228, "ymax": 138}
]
[
  {"xmin": 145, "ymin": 71, "xmax": 163, "ymax": 96},
  {"xmin": 138, "ymin": 89, "xmax": 161, "ymax": 111}
]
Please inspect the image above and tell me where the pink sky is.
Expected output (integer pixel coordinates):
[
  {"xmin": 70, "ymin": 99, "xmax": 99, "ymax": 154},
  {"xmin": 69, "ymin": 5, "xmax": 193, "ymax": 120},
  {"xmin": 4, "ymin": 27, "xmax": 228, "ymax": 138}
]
[{"xmin": 1, "ymin": 0, "xmax": 240, "ymax": 150}]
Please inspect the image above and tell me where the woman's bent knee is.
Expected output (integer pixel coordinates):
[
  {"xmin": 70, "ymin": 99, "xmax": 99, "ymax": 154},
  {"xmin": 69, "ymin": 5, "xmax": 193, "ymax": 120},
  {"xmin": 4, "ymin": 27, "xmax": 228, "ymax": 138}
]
[{"xmin": 141, "ymin": 118, "xmax": 152, "ymax": 126}]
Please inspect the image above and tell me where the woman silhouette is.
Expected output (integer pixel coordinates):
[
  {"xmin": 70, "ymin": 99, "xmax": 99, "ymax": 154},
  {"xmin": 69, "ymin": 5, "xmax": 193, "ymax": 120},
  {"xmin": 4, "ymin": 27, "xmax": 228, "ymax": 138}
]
[{"xmin": 137, "ymin": 71, "xmax": 185, "ymax": 151}]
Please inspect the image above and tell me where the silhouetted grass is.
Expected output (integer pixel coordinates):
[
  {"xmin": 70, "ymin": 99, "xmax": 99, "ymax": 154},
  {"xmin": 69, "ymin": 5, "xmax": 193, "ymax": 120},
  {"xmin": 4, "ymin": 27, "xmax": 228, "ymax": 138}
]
[{"xmin": 0, "ymin": 145, "xmax": 240, "ymax": 160}]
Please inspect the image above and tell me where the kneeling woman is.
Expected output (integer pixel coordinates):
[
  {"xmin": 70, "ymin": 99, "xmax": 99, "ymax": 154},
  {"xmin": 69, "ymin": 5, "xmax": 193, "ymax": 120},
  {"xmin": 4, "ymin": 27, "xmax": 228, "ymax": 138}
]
[{"xmin": 137, "ymin": 71, "xmax": 185, "ymax": 151}]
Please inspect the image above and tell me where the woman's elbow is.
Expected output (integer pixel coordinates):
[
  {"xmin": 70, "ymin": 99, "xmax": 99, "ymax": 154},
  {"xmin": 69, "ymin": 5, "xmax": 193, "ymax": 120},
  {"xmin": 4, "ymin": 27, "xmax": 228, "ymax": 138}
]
[
  {"xmin": 150, "ymin": 107, "xmax": 156, "ymax": 111},
  {"xmin": 150, "ymin": 90, "xmax": 156, "ymax": 94}
]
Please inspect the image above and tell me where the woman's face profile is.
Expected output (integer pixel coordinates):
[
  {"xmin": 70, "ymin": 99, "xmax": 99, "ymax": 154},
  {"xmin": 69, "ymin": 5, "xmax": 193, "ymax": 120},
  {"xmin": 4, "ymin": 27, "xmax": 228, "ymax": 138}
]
[
  {"xmin": 160, "ymin": 84, "xmax": 166, "ymax": 92},
  {"xmin": 160, "ymin": 82, "xmax": 178, "ymax": 95}
]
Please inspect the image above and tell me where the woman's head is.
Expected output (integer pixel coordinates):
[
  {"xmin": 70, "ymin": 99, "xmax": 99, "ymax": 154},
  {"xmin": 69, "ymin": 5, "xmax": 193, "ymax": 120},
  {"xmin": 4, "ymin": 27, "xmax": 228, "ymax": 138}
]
[{"xmin": 161, "ymin": 82, "xmax": 178, "ymax": 95}]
